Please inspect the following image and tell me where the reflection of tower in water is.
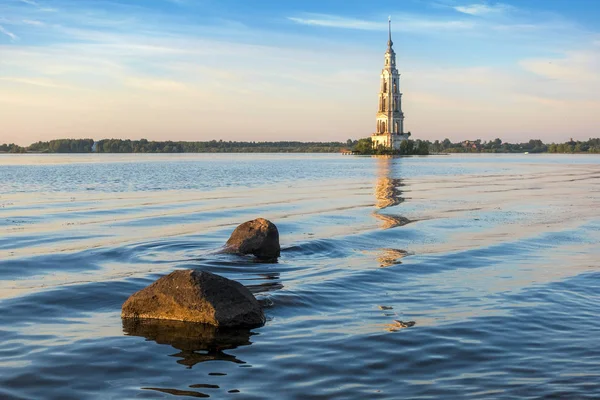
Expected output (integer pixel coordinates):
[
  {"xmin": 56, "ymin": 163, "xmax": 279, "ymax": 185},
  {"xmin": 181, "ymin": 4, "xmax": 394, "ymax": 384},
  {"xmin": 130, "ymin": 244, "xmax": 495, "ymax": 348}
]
[
  {"xmin": 373, "ymin": 156, "xmax": 411, "ymax": 230},
  {"xmin": 372, "ymin": 156, "xmax": 412, "ymax": 266},
  {"xmin": 375, "ymin": 156, "xmax": 404, "ymax": 209}
]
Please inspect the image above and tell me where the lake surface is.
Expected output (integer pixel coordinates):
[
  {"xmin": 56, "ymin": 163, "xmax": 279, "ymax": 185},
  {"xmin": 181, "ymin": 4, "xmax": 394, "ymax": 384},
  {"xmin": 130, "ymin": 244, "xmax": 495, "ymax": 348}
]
[{"xmin": 0, "ymin": 153, "xmax": 599, "ymax": 399}]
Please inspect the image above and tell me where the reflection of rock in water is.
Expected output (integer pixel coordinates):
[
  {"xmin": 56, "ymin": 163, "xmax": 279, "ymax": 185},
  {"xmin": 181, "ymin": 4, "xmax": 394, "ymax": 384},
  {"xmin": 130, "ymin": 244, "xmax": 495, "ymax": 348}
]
[
  {"xmin": 123, "ymin": 319, "xmax": 253, "ymax": 368},
  {"xmin": 374, "ymin": 157, "xmax": 404, "ymax": 209},
  {"xmin": 245, "ymin": 273, "xmax": 284, "ymax": 295},
  {"xmin": 378, "ymin": 248, "xmax": 408, "ymax": 267},
  {"xmin": 373, "ymin": 213, "xmax": 412, "ymax": 230},
  {"xmin": 142, "ymin": 387, "xmax": 210, "ymax": 398}
]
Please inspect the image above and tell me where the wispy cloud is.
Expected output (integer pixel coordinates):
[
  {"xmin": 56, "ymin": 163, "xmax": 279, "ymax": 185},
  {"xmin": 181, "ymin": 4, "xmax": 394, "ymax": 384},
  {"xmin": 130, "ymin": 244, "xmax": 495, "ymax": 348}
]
[
  {"xmin": 124, "ymin": 77, "xmax": 190, "ymax": 92},
  {"xmin": 288, "ymin": 14, "xmax": 474, "ymax": 32},
  {"xmin": 288, "ymin": 16, "xmax": 384, "ymax": 31},
  {"xmin": 0, "ymin": 76, "xmax": 68, "ymax": 89},
  {"xmin": 0, "ymin": 25, "xmax": 18, "ymax": 40},
  {"xmin": 21, "ymin": 19, "xmax": 45, "ymax": 26},
  {"xmin": 519, "ymin": 50, "xmax": 600, "ymax": 84},
  {"xmin": 19, "ymin": 0, "xmax": 39, "ymax": 5},
  {"xmin": 454, "ymin": 3, "xmax": 513, "ymax": 16}
]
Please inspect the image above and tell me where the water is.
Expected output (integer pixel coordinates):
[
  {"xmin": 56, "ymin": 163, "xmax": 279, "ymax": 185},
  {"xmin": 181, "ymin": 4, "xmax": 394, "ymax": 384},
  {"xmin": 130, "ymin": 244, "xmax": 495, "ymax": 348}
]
[{"xmin": 0, "ymin": 153, "xmax": 599, "ymax": 399}]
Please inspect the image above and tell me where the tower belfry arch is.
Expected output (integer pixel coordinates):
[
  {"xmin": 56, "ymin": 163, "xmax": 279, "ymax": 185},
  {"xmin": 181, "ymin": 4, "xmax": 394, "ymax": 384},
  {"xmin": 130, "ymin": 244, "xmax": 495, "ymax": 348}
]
[{"xmin": 371, "ymin": 17, "xmax": 409, "ymax": 150}]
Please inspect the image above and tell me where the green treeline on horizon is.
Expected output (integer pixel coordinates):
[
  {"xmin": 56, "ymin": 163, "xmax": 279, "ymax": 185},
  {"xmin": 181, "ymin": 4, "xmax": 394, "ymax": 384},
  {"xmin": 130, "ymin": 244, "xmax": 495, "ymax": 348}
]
[
  {"xmin": 0, "ymin": 139, "xmax": 346, "ymax": 154},
  {"xmin": 353, "ymin": 137, "xmax": 600, "ymax": 155},
  {"xmin": 427, "ymin": 138, "xmax": 600, "ymax": 154},
  {"xmin": 0, "ymin": 137, "xmax": 599, "ymax": 154}
]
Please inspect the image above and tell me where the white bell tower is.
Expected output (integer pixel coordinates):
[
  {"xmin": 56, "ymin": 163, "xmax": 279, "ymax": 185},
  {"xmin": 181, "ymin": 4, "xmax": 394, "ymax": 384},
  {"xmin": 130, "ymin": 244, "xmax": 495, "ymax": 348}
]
[{"xmin": 371, "ymin": 17, "xmax": 409, "ymax": 150}]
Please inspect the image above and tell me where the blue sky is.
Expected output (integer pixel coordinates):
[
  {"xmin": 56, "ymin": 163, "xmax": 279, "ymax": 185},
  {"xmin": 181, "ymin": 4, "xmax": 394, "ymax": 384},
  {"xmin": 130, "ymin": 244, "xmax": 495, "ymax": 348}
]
[{"xmin": 0, "ymin": 0, "xmax": 599, "ymax": 144}]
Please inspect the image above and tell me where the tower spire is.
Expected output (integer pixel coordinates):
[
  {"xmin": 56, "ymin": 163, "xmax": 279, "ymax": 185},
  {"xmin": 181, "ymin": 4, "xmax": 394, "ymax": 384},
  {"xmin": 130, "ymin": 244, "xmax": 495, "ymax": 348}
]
[{"xmin": 388, "ymin": 16, "xmax": 393, "ymax": 48}]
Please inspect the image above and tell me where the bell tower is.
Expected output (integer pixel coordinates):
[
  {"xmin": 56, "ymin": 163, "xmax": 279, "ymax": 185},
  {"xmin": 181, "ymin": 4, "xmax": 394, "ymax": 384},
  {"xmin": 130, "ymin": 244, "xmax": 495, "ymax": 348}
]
[{"xmin": 371, "ymin": 17, "xmax": 409, "ymax": 150}]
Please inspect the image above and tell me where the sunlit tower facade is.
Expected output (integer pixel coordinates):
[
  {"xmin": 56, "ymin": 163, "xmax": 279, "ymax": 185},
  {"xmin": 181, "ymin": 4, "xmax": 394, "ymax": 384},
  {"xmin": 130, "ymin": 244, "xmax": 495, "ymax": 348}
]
[{"xmin": 371, "ymin": 17, "xmax": 409, "ymax": 150}]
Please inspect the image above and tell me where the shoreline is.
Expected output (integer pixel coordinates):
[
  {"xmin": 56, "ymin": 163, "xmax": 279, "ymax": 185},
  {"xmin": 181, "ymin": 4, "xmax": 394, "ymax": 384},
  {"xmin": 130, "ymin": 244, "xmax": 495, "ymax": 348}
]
[{"xmin": 1, "ymin": 151, "xmax": 598, "ymax": 155}]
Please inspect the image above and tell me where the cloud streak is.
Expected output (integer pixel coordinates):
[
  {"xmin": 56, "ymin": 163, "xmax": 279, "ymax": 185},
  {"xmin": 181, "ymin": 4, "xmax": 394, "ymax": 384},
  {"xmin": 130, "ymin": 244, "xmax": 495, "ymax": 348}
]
[
  {"xmin": 288, "ymin": 16, "xmax": 385, "ymax": 31},
  {"xmin": 0, "ymin": 25, "xmax": 18, "ymax": 40},
  {"xmin": 21, "ymin": 19, "xmax": 45, "ymax": 26},
  {"xmin": 0, "ymin": 76, "xmax": 71, "ymax": 89},
  {"xmin": 454, "ymin": 3, "xmax": 513, "ymax": 16},
  {"xmin": 288, "ymin": 14, "xmax": 474, "ymax": 32}
]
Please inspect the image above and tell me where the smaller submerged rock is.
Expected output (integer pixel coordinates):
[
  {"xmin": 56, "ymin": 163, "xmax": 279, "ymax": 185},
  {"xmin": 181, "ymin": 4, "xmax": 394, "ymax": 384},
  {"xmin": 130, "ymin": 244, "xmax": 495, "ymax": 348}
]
[
  {"xmin": 121, "ymin": 269, "xmax": 265, "ymax": 328},
  {"xmin": 386, "ymin": 320, "xmax": 416, "ymax": 332},
  {"xmin": 393, "ymin": 320, "xmax": 415, "ymax": 328},
  {"xmin": 224, "ymin": 218, "xmax": 280, "ymax": 260}
]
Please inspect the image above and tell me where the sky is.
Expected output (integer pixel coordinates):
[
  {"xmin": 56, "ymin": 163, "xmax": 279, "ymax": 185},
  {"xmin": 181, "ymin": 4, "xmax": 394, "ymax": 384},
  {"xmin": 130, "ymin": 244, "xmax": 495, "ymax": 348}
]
[{"xmin": 0, "ymin": 0, "xmax": 599, "ymax": 145}]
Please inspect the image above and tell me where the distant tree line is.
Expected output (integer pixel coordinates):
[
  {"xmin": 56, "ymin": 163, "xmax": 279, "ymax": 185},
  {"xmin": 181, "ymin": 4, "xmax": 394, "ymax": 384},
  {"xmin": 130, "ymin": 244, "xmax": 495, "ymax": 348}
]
[
  {"xmin": 352, "ymin": 137, "xmax": 600, "ymax": 155},
  {"xmin": 0, "ymin": 139, "xmax": 348, "ymax": 153},
  {"xmin": 93, "ymin": 139, "xmax": 347, "ymax": 153},
  {"xmin": 0, "ymin": 143, "xmax": 27, "ymax": 153},
  {"xmin": 27, "ymin": 139, "xmax": 95, "ymax": 153},
  {"xmin": 1, "ymin": 137, "xmax": 599, "ymax": 154},
  {"xmin": 425, "ymin": 138, "xmax": 600, "ymax": 154}
]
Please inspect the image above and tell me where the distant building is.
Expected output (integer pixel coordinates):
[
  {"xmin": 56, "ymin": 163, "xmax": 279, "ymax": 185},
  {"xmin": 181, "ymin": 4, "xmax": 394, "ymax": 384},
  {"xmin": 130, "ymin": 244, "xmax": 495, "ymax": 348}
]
[
  {"xmin": 91, "ymin": 141, "xmax": 98, "ymax": 152},
  {"xmin": 462, "ymin": 140, "xmax": 480, "ymax": 150},
  {"xmin": 371, "ymin": 17, "xmax": 410, "ymax": 151}
]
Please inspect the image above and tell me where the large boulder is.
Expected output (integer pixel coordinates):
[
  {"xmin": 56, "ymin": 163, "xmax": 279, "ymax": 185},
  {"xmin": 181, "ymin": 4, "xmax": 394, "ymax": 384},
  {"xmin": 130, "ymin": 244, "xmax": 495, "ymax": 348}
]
[
  {"xmin": 121, "ymin": 269, "xmax": 265, "ymax": 328},
  {"xmin": 224, "ymin": 218, "xmax": 280, "ymax": 260}
]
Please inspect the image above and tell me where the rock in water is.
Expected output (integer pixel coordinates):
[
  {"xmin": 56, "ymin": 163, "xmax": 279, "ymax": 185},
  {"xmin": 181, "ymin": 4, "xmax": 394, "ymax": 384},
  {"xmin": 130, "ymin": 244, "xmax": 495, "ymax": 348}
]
[
  {"xmin": 224, "ymin": 218, "xmax": 280, "ymax": 260},
  {"xmin": 121, "ymin": 269, "xmax": 265, "ymax": 328},
  {"xmin": 385, "ymin": 320, "xmax": 416, "ymax": 332},
  {"xmin": 393, "ymin": 320, "xmax": 416, "ymax": 328}
]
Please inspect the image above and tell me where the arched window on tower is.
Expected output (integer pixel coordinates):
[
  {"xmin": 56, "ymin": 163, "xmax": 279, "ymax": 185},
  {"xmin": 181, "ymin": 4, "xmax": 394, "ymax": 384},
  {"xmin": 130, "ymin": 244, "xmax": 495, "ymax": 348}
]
[
  {"xmin": 383, "ymin": 81, "xmax": 387, "ymax": 93},
  {"xmin": 382, "ymin": 121, "xmax": 386, "ymax": 133},
  {"xmin": 394, "ymin": 97, "xmax": 398, "ymax": 111},
  {"xmin": 382, "ymin": 98, "xmax": 386, "ymax": 112},
  {"xmin": 395, "ymin": 121, "xmax": 399, "ymax": 133},
  {"xmin": 393, "ymin": 80, "xmax": 397, "ymax": 93}
]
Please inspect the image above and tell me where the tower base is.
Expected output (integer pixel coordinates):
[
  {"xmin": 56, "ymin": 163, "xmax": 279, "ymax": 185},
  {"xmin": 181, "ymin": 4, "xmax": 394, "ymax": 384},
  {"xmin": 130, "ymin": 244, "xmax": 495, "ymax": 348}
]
[{"xmin": 371, "ymin": 133, "xmax": 410, "ymax": 150}]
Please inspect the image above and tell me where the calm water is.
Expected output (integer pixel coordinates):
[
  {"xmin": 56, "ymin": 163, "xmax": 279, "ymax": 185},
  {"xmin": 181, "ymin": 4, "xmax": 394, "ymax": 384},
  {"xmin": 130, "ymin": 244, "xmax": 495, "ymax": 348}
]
[{"xmin": 0, "ymin": 153, "xmax": 599, "ymax": 399}]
